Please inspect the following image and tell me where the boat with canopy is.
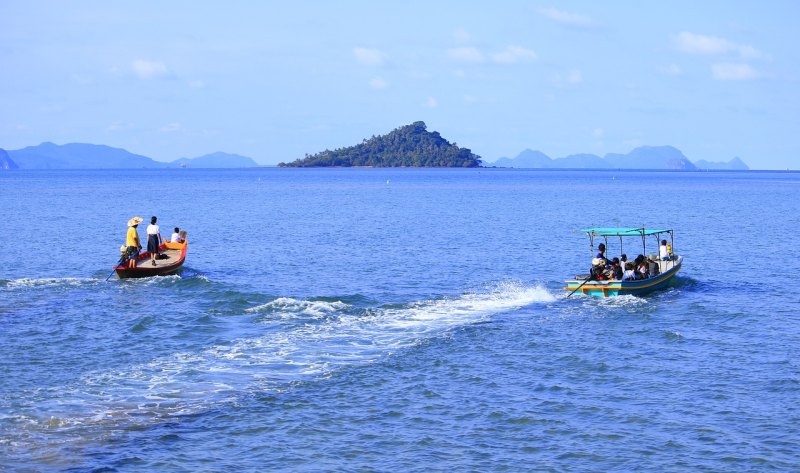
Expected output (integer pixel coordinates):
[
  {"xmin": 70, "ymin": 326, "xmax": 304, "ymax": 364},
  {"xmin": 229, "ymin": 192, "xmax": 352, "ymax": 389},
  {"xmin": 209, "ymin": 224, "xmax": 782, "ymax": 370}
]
[{"xmin": 564, "ymin": 227, "xmax": 682, "ymax": 297}]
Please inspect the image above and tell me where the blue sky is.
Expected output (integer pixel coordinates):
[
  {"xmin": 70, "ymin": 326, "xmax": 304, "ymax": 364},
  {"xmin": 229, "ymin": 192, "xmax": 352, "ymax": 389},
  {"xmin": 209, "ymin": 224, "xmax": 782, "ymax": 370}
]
[{"xmin": 1, "ymin": 1, "xmax": 798, "ymax": 169}]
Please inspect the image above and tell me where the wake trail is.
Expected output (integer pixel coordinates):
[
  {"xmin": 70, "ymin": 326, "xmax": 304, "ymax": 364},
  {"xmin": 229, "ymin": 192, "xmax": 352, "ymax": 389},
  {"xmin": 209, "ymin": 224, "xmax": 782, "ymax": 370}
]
[{"xmin": 1, "ymin": 281, "xmax": 556, "ymax": 447}]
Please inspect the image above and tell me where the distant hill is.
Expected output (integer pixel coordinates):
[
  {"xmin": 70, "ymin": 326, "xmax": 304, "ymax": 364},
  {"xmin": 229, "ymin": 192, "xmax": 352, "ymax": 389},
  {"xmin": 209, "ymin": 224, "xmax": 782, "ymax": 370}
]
[
  {"xmin": 611, "ymin": 146, "xmax": 696, "ymax": 170},
  {"xmin": 0, "ymin": 148, "xmax": 19, "ymax": 170},
  {"xmin": 170, "ymin": 152, "xmax": 258, "ymax": 168},
  {"xmin": 4, "ymin": 142, "xmax": 258, "ymax": 169},
  {"xmin": 490, "ymin": 145, "xmax": 737, "ymax": 170},
  {"xmin": 694, "ymin": 157, "xmax": 750, "ymax": 170},
  {"xmin": 560, "ymin": 153, "xmax": 610, "ymax": 168},
  {"xmin": 279, "ymin": 121, "xmax": 482, "ymax": 167},
  {"xmin": 493, "ymin": 149, "xmax": 552, "ymax": 168},
  {"xmin": 8, "ymin": 142, "xmax": 164, "ymax": 169}
]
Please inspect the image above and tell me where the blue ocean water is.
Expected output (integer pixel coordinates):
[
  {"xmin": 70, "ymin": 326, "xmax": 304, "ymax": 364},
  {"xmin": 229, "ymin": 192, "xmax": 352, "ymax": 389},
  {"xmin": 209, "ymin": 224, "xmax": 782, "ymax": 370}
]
[{"xmin": 1, "ymin": 168, "xmax": 799, "ymax": 471}]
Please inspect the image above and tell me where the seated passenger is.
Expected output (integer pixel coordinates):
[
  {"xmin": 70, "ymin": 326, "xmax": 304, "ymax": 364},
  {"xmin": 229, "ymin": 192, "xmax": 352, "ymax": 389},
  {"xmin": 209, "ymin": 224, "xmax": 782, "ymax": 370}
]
[
  {"xmin": 634, "ymin": 255, "xmax": 649, "ymax": 279},
  {"xmin": 659, "ymin": 239, "xmax": 672, "ymax": 260},
  {"xmin": 622, "ymin": 263, "xmax": 636, "ymax": 280},
  {"xmin": 170, "ymin": 227, "xmax": 183, "ymax": 243},
  {"xmin": 591, "ymin": 258, "xmax": 607, "ymax": 280},
  {"xmin": 647, "ymin": 256, "xmax": 660, "ymax": 276},
  {"xmin": 610, "ymin": 257, "xmax": 622, "ymax": 280}
]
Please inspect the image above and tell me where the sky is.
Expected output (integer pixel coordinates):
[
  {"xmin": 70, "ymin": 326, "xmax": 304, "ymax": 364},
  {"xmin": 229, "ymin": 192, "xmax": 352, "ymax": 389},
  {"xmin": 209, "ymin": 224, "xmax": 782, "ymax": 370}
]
[{"xmin": 1, "ymin": 1, "xmax": 798, "ymax": 169}]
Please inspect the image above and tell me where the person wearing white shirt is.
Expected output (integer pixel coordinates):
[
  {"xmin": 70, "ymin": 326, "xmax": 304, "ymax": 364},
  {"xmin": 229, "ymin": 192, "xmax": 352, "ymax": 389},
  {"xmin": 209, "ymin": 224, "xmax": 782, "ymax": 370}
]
[
  {"xmin": 170, "ymin": 227, "xmax": 183, "ymax": 243},
  {"xmin": 622, "ymin": 263, "xmax": 637, "ymax": 281},
  {"xmin": 146, "ymin": 216, "xmax": 162, "ymax": 266},
  {"xmin": 659, "ymin": 239, "xmax": 671, "ymax": 260}
]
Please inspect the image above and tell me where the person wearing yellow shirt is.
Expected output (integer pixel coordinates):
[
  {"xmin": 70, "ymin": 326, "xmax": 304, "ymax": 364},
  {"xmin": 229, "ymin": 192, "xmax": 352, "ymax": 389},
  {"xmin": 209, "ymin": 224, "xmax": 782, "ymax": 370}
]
[{"xmin": 126, "ymin": 216, "xmax": 143, "ymax": 268}]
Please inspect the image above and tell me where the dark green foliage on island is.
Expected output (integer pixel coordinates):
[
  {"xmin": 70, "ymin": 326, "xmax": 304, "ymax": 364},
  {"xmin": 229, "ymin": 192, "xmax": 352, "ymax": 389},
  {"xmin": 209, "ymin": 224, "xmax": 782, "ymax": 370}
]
[{"xmin": 279, "ymin": 122, "xmax": 482, "ymax": 167}]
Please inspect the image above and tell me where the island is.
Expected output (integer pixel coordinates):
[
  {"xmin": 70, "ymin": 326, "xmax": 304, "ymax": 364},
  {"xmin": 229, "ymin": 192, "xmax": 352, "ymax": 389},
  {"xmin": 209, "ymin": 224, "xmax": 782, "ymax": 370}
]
[{"xmin": 279, "ymin": 121, "xmax": 482, "ymax": 167}]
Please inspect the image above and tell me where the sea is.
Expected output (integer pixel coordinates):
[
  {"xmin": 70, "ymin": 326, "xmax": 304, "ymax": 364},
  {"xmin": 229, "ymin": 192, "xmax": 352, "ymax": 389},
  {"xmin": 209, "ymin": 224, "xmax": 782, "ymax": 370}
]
[{"xmin": 1, "ymin": 168, "xmax": 799, "ymax": 472}]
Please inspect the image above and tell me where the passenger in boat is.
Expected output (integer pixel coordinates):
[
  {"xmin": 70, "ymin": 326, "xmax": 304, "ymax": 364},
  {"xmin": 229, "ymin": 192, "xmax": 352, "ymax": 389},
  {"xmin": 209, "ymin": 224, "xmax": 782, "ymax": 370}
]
[
  {"xmin": 620, "ymin": 254, "xmax": 628, "ymax": 269},
  {"xmin": 623, "ymin": 262, "xmax": 636, "ymax": 281},
  {"xmin": 179, "ymin": 230, "xmax": 187, "ymax": 241},
  {"xmin": 596, "ymin": 243, "xmax": 611, "ymax": 266},
  {"xmin": 610, "ymin": 258, "xmax": 623, "ymax": 280},
  {"xmin": 647, "ymin": 256, "xmax": 660, "ymax": 276},
  {"xmin": 634, "ymin": 255, "xmax": 649, "ymax": 279},
  {"xmin": 591, "ymin": 258, "xmax": 607, "ymax": 280},
  {"xmin": 146, "ymin": 216, "xmax": 162, "ymax": 266},
  {"xmin": 170, "ymin": 227, "xmax": 183, "ymax": 243},
  {"xmin": 125, "ymin": 216, "xmax": 143, "ymax": 268},
  {"xmin": 659, "ymin": 240, "xmax": 672, "ymax": 260}
]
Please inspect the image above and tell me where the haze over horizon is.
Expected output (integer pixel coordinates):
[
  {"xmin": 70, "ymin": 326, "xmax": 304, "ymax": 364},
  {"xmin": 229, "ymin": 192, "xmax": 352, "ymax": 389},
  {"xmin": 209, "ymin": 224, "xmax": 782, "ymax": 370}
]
[{"xmin": 1, "ymin": 1, "xmax": 798, "ymax": 170}]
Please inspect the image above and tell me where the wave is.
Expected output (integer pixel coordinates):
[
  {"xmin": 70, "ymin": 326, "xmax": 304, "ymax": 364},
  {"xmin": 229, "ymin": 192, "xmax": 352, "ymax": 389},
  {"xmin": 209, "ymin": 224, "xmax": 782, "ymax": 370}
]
[
  {"xmin": 245, "ymin": 297, "xmax": 351, "ymax": 319},
  {"xmin": 3, "ymin": 281, "xmax": 556, "ymax": 443},
  {"xmin": 1, "ymin": 277, "xmax": 99, "ymax": 290}
]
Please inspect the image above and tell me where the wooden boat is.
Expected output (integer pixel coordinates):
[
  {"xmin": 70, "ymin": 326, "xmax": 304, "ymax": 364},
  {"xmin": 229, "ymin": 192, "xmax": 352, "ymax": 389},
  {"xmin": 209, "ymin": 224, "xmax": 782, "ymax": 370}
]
[
  {"xmin": 564, "ymin": 227, "xmax": 682, "ymax": 297},
  {"xmin": 114, "ymin": 239, "xmax": 188, "ymax": 279}
]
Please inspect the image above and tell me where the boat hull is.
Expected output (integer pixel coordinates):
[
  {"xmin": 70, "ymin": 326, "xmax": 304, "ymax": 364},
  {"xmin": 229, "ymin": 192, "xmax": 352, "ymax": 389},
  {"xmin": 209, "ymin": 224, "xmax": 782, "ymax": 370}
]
[
  {"xmin": 114, "ymin": 240, "xmax": 187, "ymax": 279},
  {"xmin": 565, "ymin": 256, "xmax": 682, "ymax": 297}
]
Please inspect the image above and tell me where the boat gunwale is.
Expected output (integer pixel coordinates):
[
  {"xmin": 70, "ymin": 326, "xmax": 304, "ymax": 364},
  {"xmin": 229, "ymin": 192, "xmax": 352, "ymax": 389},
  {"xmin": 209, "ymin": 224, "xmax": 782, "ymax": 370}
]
[{"xmin": 114, "ymin": 240, "xmax": 188, "ymax": 279}]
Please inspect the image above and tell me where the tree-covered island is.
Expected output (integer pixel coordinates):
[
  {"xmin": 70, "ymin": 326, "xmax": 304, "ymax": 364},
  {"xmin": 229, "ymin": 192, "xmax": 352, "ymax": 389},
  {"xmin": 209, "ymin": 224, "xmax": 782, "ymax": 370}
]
[{"xmin": 279, "ymin": 121, "xmax": 482, "ymax": 167}]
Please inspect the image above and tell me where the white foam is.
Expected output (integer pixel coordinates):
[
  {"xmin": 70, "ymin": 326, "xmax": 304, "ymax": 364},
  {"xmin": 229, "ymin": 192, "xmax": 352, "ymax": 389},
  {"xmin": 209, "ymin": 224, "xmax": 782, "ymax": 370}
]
[
  {"xmin": 245, "ymin": 297, "xmax": 350, "ymax": 318},
  {"xmin": 15, "ymin": 282, "xmax": 556, "ymax": 436},
  {"xmin": 595, "ymin": 294, "xmax": 648, "ymax": 307},
  {"xmin": 4, "ymin": 277, "xmax": 97, "ymax": 289}
]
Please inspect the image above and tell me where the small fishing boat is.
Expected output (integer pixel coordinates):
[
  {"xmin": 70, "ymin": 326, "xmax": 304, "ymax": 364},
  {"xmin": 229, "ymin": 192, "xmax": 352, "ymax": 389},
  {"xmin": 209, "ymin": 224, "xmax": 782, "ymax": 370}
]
[
  {"xmin": 565, "ymin": 227, "xmax": 682, "ymax": 297},
  {"xmin": 114, "ymin": 239, "xmax": 188, "ymax": 279}
]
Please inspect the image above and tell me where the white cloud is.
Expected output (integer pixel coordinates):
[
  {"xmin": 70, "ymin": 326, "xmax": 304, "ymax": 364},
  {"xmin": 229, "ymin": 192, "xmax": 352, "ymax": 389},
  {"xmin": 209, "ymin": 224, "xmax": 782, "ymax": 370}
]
[
  {"xmin": 566, "ymin": 70, "xmax": 583, "ymax": 84},
  {"xmin": 553, "ymin": 69, "xmax": 583, "ymax": 87},
  {"xmin": 673, "ymin": 32, "xmax": 765, "ymax": 59},
  {"xmin": 453, "ymin": 28, "xmax": 471, "ymax": 43},
  {"xmin": 658, "ymin": 64, "xmax": 683, "ymax": 76},
  {"xmin": 369, "ymin": 77, "xmax": 389, "ymax": 89},
  {"xmin": 712, "ymin": 63, "xmax": 758, "ymax": 80},
  {"xmin": 448, "ymin": 46, "xmax": 485, "ymax": 63},
  {"xmin": 539, "ymin": 7, "xmax": 594, "ymax": 28},
  {"xmin": 159, "ymin": 122, "xmax": 182, "ymax": 133},
  {"xmin": 106, "ymin": 121, "xmax": 134, "ymax": 132},
  {"xmin": 425, "ymin": 97, "xmax": 438, "ymax": 108},
  {"xmin": 132, "ymin": 59, "xmax": 168, "ymax": 79},
  {"xmin": 353, "ymin": 47, "xmax": 385, "ymax": 66},
  {"xmin": 492, "ymin": 46, "xmax": 537, "ymax": 64}
]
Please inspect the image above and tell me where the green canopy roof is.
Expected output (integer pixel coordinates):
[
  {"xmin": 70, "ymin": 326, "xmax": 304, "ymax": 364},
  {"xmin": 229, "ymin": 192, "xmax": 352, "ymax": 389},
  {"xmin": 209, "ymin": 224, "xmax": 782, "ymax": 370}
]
[{"xmin": 581, "ymin": 227, "xmax": 672, "ymax": 237}]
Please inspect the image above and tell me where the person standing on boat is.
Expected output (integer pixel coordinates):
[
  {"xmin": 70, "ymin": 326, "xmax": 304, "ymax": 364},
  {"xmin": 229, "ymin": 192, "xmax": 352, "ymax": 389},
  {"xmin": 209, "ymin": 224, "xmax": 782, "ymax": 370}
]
[
  {"xmin": 146, "ymin": 216, "xmax": 162, "ymax": 266},
  {"xmin": 596, "ymin": 243, "xmax": 611, "ymax": 266},
  {"xmin": 126, "ymin": 216, "xmax": 143, "ymax": 269}
]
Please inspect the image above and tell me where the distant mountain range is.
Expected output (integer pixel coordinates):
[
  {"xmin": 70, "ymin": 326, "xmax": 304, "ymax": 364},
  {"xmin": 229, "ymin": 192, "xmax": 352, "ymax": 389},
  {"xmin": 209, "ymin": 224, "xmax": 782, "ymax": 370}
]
[
  {"xmin": 1, "ymin": 141, "xmax": 751, "ymax": 171},
  {"xmin": 0, "ymin": 142, "xmax": 259, "ymax": 169},
  {"xmin": 491, "ymin": 146, "xmax": 749, "ymax": 170}
]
